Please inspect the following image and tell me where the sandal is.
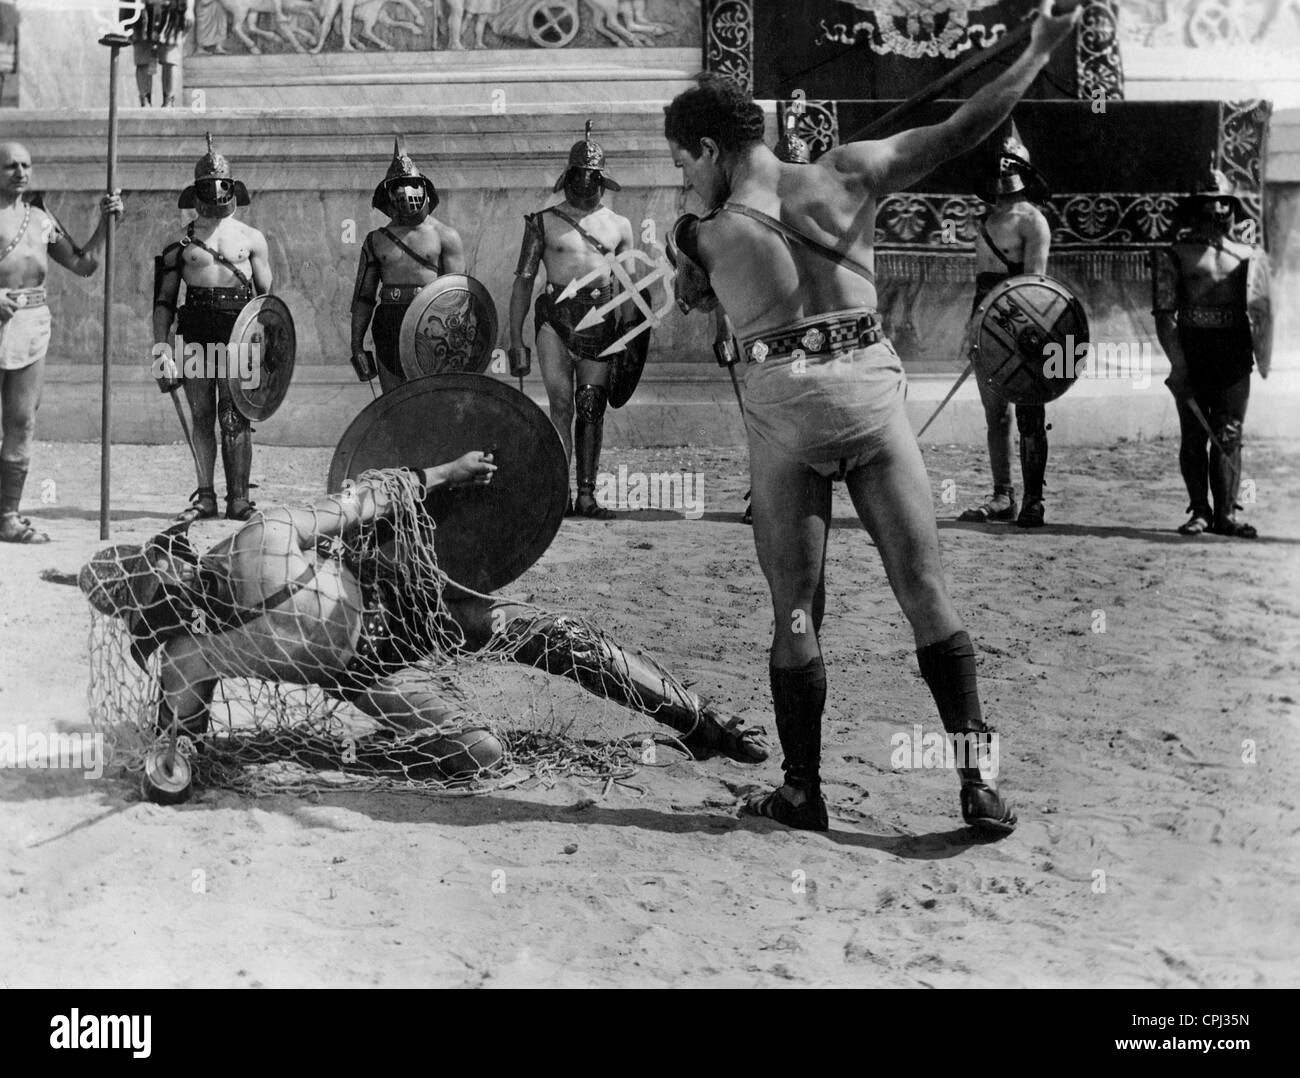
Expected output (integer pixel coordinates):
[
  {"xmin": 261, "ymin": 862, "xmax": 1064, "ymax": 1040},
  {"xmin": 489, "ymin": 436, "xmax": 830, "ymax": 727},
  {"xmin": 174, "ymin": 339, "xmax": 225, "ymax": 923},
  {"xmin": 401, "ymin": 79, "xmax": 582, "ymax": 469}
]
[
  {"xmin": 960, "ymin": 781, "xmax": 1018, "ymax": 836},
  {"xmin": 958, "ymin": 490, "xmax": 1017, "ymax": 523},
  {"xmin": 225, "ymin": 497, "xmax": 258, "ymax": 522},
  {"xmin": 1177, "ymin": 506, "xmax": 1213, "ymax": 536},
  {"xmin": 742, "ymin": 488, "xmax": 753, "ymax": 525},
  {"xmin": 1016, "ymin": 499, "xmax": 1046, "ymax": 529},
  {"xmin": 741, "ymin": 783, "xmax": 829, "ymax": 832},
  {"xmin": 0, "ymin": 512, "xmax": 50, "ymax": 544},
  {"xmin": 1210, "ymin": 519, "xmax": 1258, "ymax": 539},
  {"xmin": 175, "ymin": 488, "xmax": 218, "ymax": 524},
  {"xmin": 573, "ymin": 492, "xmax": 616, "ymax": 520},
  {"xmin": 681, "ymin": 707, "xmax": 770, "ymax": 763}
]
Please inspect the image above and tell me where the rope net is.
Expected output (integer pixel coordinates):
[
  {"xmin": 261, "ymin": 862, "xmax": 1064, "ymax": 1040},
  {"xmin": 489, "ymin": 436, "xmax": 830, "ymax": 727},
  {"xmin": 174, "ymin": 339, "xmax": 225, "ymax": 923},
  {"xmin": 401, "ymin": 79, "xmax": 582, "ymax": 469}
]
[{"xmin": 81, "ymin": 468, "xmax": 713, "ymax": 797}]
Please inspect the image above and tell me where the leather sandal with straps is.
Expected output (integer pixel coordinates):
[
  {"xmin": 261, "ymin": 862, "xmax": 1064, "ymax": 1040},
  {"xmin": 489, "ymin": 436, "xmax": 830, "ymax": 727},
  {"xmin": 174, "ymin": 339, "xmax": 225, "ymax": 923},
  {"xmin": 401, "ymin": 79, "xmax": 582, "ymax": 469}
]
[
  {"xmin": 0, "ymin": 512, "xmax": 50, "ymax": 544},
  {"xmin": 175, "ymin": 488, "xmax": 218, "ymax": 524},
  {"xmin": 958, "ymin": 488, "xmax": 1017, "ymax": 523},
  {"xmin": 1177, "ymin": 505, "xmax": 1213, "ymax": 535}
]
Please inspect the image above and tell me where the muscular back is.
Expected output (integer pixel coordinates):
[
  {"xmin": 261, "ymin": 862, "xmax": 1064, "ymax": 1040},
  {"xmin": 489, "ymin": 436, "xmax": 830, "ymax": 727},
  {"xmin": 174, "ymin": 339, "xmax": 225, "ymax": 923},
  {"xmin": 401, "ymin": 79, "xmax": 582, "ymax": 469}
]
[{"xmin": 697, "ymin": 160, "xmax": 878, "ymax": 339}]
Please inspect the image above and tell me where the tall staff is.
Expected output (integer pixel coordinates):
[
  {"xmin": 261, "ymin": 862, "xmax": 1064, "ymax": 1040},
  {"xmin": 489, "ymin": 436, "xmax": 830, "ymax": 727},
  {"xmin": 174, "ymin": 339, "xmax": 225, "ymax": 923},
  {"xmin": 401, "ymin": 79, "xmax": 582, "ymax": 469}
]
[{"xmin": 97, "ymin": 26, "xmax": 132, "ymax": 539}]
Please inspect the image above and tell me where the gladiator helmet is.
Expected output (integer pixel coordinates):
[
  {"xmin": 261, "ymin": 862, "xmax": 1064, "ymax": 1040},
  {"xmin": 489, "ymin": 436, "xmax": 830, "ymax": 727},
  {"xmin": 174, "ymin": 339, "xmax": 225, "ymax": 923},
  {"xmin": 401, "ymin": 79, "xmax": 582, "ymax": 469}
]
[
  {"xmin": 372, "ymin": 138, "xmax": 440, "ymax": 222},
  {"xmin": 978, "ymin": 128, "xmax": 1049, "ymax": 206},
  {"xmin": 1183, "ymin": 155, "xmax": 1244, "ymax": 223},
  {"xmin": 79, "ymin": 524, "xmax": 202, "ymax": 669},
  {"xmin": 553, "ymin": 120, "xmax": 621, "ymax": 198},
  {"xmin": 178, "ymin": 133, "xmax": 251, "ymax": 218},
  {"xmin": 775, "ymin": 113, "xmax": 811, "ymax": 165}
]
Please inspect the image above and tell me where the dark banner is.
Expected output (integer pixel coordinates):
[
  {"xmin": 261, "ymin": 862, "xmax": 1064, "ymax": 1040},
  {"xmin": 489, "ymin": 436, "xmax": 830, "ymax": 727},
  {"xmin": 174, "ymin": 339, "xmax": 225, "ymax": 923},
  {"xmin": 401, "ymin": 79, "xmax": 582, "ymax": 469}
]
[
  {"xmin": 705, "ymin": 1, "xmax": 1124, "ymax": 103},
  {"xmin": 776, "ymin": 99, "xmax": 1271, "ymax": 249}
]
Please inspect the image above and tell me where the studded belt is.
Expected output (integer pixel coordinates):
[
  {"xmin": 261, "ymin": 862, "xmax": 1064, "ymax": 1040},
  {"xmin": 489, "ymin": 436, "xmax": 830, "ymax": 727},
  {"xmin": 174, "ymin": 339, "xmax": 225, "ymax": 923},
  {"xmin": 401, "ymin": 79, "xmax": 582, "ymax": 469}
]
[
  {"xmin": 184, "ymin": 286, "xmax": 252, "ymax": 311},
  {"xmin": 3, "ymin": 287, "xmax": 47, "ymax": 309},
  {"xmin": 742, "ymin": 311, "xmax": 884, "ymax": 364},
  {"xmin": 1179, "ymin": 306, "xmax": 1243, "ymax": 329},
  {"xmin": 376, "ymin": 284, "xmax": 425, "ymax": 305},
  {"xmin": 547, "ymin": 281, "xmax": 614, "ymax": 305}
]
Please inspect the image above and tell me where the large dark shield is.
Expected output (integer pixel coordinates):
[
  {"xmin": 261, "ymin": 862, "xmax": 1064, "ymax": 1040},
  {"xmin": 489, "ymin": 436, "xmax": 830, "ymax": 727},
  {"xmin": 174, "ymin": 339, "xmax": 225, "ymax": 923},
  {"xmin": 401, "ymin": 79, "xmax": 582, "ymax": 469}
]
[
  {"xmin": 968, "ymin": 274, "xmax": 1089, "ymax": 406},
  {"xmin": 227, "ymin": 296, "xmax": 296, "ymax": 421},
  {"xmin": 607, "ymin": 308, "xmax": 651, "ymax": 409},
  {"xmin": 399, "ymin": 275, "xmax": 499, "ymax": 379},
  {"xmin": 326, "ymin": 374, "xmax": 568, "ymax": 594}
]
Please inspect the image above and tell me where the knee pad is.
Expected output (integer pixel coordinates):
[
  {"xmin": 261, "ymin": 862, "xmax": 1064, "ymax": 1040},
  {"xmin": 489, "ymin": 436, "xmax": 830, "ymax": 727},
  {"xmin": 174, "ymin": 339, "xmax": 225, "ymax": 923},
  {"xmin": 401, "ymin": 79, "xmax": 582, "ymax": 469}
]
[
  {"xmin": 218, "ymin": 399, "xmax": 250, "ymax": 437},
  {"xmin": 574, "ymin": 384, "xmax": 608, "ymax": 424},
  {"xmin": 1215, "ymin": 419, "xmax": 1243, "ymax": 452}
]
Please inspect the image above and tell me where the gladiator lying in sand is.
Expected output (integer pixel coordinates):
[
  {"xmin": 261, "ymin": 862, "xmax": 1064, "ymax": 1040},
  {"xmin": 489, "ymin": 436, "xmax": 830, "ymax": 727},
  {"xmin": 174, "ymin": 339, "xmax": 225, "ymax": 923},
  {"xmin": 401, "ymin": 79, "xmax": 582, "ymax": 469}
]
[{"xmin": 80, "ymin": 452, "xmax": 768, "ymax": 781}]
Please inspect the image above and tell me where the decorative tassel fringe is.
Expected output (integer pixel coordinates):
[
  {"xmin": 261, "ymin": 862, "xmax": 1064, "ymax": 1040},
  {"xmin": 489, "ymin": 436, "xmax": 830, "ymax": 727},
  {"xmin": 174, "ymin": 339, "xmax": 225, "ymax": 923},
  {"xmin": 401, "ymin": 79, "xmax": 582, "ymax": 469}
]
[{"xmin": 876, "ymin": 248, "xmax": 1153, "ymax": 283}]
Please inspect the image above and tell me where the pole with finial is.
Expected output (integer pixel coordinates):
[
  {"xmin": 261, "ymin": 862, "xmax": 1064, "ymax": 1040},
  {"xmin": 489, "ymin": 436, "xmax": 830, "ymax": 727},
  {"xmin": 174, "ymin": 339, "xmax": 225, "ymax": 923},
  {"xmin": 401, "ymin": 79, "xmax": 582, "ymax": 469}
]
[{"xmin": 96, "ymin": 13, "xmax": 132, "ymax": 540}]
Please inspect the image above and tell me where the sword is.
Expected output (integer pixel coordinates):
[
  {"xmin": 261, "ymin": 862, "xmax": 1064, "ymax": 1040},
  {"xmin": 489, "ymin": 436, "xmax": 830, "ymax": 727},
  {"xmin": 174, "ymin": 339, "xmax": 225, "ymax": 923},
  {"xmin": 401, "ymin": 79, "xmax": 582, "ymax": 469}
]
[
  {"xmin": 916, "ymin": 361, "xmax": 975, "ymax": 440},
  {"xmin": 169, "ymin": 390, "xmax": 198, "ymax": 463}
]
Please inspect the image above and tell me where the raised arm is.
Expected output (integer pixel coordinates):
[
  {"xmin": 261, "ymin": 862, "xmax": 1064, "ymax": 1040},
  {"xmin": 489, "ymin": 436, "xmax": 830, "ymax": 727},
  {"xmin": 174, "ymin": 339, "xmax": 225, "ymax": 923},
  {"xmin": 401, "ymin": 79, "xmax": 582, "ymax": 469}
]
[
  {"xmin": 46, "ymin": 194, "xmax": 123, "ymax": 278},
  {"xmin": 822, "ymin": 1, "xmax": 1080, "ymax": 196}
]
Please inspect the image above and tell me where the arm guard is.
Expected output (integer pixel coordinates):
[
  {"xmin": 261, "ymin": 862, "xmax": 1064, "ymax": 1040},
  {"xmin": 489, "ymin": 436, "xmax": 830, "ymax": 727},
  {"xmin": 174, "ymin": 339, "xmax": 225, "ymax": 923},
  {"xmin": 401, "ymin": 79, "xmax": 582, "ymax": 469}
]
[
  {"xmin": 515, "ymin": 213, "xmax": 545, "ymax": 279},
  {"xmin": 1150, "ymin": 247, "xmax": 1180, "ymax": 315},
  {"xmin": 351, "ymin": 234, "xmax": 380, "ymax": 311},
  {"xmin": 666, "ymin": 214, "xmax": 718, "ymax": 315},
  {"xmin": 153, "ymin": 243, "xmax": 183, "ymax": 317}
]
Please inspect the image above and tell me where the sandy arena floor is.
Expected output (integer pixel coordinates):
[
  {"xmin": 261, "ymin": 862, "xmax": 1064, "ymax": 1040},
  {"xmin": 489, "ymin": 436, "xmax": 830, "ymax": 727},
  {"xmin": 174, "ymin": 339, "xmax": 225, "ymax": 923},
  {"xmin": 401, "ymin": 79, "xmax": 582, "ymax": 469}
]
[{"xmin": 1, "ymin": 436, "xmax": 1297, "ymax": 987}]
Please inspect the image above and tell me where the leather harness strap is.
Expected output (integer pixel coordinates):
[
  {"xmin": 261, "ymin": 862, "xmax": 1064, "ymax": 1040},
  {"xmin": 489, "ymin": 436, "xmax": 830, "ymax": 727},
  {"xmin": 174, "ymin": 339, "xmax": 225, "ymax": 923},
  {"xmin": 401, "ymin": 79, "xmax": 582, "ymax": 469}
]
[
  {"xmin": 544, "ymin": 206, "xmax": 614, "ymax": 257},
  {"xmin": 184, "ymin": 222, "xmax": 255, "ymax": 295},
  {"xmin": 718, "ymin": 202, "xmax": 876, "ymax": 285},
  {"xmin": 378, "ymin": 226, "xmax": 442, "ymax": 274},
  {"xmin": 979, "ymin": 220, "xmax": 1020, "ymax": 272}
]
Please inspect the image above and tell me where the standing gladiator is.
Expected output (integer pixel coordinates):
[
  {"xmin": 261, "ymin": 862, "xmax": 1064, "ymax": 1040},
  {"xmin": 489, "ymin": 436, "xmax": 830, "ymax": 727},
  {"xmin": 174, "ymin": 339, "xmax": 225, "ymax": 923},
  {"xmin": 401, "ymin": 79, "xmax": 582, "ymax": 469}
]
[
  {"xmin": 662, "ymin": 1, "xmax": 1080, "ymax": 833},
  {"xmin": 154, "ymin": 134, "xmax": 272, "ymax": 523},
  {"xmin": 957, "ymin": 132, "xmax": 1053, "ymax": 527},
  {"xmin": 0, "ymin": 142, "xmax": 122, "ymax": 544},
  {"xmin": 1152, "ymin": 165, "xmax": 1270, "ymax": 538},
  {"xmin": 350, "ymin": 141, "xmax": 466, "ymax": 394},
  {"xmin": 127, "ymin": 1, "xmax": 194, "ymax": 108},
  {"xmin": 509, "ymin": 122, "xmax": 635, "ymax": 519}
]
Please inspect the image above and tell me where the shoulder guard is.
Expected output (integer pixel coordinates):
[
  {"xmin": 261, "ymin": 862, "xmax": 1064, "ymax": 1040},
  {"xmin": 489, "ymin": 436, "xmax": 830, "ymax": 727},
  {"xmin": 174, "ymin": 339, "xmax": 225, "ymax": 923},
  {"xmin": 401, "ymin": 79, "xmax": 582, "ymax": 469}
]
[
  {"xmin": 666, "ymin": 214, "xmax": 718, "ymax": 315},
  {"xmin": 1150, "ymin": 247, "xmax": 1180, "ymax": 315},
  {"xmin": 515, "ymin": 213, "xmax": 545, "ymax": 278}
]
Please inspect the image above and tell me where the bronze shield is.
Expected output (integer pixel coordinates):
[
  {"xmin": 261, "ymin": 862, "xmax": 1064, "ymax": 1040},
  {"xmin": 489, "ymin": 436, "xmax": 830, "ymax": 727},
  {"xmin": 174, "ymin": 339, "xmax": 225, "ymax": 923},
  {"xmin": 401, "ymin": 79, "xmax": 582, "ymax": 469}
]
[
  {"xmin": 227, "ymin": 295, "xmax": 296, "ymax": 421},
  {"xmin": 398, "ymin": 275, "xmax": 499, "ymax": 380}
]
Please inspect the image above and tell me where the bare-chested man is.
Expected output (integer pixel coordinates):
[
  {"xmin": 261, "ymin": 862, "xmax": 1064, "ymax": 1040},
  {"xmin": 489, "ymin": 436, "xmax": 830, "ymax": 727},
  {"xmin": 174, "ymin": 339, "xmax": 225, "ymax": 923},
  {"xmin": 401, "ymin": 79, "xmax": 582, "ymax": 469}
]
[
  {"xmin": 1152, "ymin": 165, "xmax": 1270, "ymax": 538},
  {"xmin": 80, "ymin": 452, "xmax": 767, "ymax": 787},
  {"xmin": 958, "ymin": 132, "xmax": 1054, "ymax": 527},
  {"xmin": 0, "ymin": 142, "xmax": 121, "ymax": 544},
  {"xmin": 662, "ymin": 1, "xmax": 1080, "ymax": 833},
  {"xmin": 155, "ymin": 135, "xmax": 272, "ymax": 523},
  {"xmin": 510, "ymin": 121, "xmax": 635, "ymax": 519},
  {"xmin": 350, "ymin": 141, "xmax": 466, "ymax": 394}
]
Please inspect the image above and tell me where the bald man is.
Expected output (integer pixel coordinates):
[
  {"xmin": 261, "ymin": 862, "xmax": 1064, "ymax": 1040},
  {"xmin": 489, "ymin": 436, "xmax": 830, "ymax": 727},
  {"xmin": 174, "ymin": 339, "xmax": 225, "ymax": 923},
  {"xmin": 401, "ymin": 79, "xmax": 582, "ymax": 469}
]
[{"xmin": 0, "ymin": 143, "xmax": 122, "ymax": 543}]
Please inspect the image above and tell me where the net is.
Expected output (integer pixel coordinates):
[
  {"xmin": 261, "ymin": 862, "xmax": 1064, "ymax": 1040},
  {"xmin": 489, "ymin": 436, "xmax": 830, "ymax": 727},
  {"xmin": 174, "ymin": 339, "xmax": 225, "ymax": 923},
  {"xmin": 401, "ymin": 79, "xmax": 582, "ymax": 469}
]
[{"xmin": 82, "ymin": 468, "xmax": 718, "ymax": 800}]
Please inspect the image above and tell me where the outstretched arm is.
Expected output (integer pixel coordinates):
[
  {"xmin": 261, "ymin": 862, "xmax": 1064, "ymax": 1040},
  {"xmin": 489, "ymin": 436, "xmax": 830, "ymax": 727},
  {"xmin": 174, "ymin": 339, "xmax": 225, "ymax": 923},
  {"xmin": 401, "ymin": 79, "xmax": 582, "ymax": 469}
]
[
  {"xmin": 248, "ymin": 454, "xmax": 498, "ymax": 552},
  {"xmin": 823, "ymin": 1, "xmax": 1080, "ymax": 196}
]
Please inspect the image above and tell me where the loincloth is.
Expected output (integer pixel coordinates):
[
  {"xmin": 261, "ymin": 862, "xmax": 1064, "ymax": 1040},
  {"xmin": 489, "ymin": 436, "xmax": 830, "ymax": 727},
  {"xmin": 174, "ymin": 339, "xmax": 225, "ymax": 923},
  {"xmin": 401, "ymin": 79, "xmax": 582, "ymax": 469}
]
[
  {"xmin": 0, "ymin": 304, "xmax": 52, "ymax": 372},
  {"xmin": 1178, "ymin": 321, "xmax": 1253, "ymax": 393},
  {"xmin": 370, "ymin": 294, "xmax": 417, "ymax": 380},
  {"xmin": 178, "ymin": 287, "xmax": 251, "ymax": 355},
  {"xmin": 973, "ymin": 271, "xmax": 1017, "ymax": 313},
  {"xmin": 535, "ymin": 281, "xmax": 620, "ymax": 362},
  {"xmin": 740, "ymin": 308, "xmax": 907, "ymax": 476}
]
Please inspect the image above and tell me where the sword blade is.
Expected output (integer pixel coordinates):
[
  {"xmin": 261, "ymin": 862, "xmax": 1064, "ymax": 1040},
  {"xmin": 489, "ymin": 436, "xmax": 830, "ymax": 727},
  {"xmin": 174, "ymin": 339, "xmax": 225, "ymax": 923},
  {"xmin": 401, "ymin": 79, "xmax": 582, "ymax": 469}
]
[
  {"xmin": 1186, "ymin": 397, "xmax": 1242, "ymax": 492},
  {"xmin": 170, "ymin": 391, "xmax": 198, "ymax": 462},
  {"xmin": 916, "ymin": 362, "xmax": 974, "ymax": 439}
]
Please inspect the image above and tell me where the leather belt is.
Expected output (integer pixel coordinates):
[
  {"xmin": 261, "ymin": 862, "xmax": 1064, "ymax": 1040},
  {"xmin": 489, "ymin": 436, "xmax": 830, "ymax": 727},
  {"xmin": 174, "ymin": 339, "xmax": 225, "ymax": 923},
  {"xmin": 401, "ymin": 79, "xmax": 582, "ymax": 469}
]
[
  {"xmin": 377, "ymin": 284, "xmax": 424, "ymax": 305},
  {"xmin": 547, "ymin": 281, "xmax": 614, "ymax": 304},
  {"xmin": 743, "ymin": 311, "xmax": 884, "ymax": 364},
  {"xmin": 1179, "ymin": 306, "xmax": 1242, "ymax": 329},
  {"xmin": 184, "ymin": 286, "xmax": 252, "ymax": 311},
  {"xmin": 3, "ymin": 287, "xmax": 47, "ymax": 309}
]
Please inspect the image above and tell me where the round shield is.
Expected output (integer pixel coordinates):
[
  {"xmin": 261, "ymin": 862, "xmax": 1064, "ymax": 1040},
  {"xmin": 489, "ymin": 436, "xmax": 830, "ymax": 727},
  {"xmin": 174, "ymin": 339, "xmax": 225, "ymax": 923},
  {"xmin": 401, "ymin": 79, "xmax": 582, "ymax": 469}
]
[
  {"xmin": 399, "ymin": 275, "xmax": 499, "ymax": 380},
  {"xmin": 968, "ymin": 274, "xmax": 1089, "ymax": 406},
  {"xmin": 227, "ymin": 295, "xmax": 296, "ymax": 421},
  {"xmin": 327, "ymin": 374, "xmax": 568, "ymax": 594}
]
